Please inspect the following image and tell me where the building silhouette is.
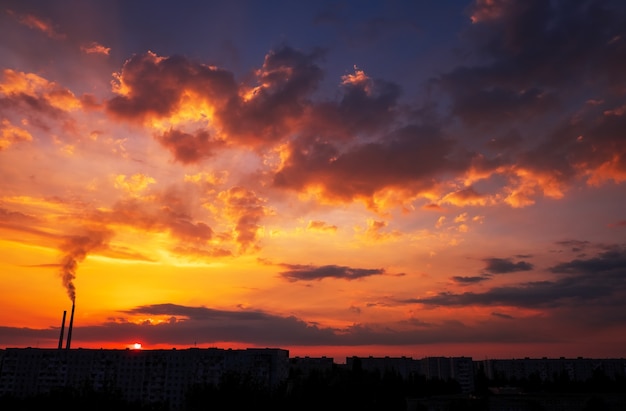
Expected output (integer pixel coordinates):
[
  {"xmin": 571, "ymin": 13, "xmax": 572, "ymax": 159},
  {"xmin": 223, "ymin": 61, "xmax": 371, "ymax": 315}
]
[{"xmin": 1, "ymin": 348, "xmax": 625, "ymax": 410}]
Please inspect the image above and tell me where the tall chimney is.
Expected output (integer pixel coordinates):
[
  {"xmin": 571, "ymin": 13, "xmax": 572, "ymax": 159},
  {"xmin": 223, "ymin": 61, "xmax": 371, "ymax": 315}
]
[
  {"xmin": 58, "ymin": 310, "xmax": 67, "ymax": 349},
  {"xmin": 65, "ymin": 300, "xmax": 75, "ymax": 350}
]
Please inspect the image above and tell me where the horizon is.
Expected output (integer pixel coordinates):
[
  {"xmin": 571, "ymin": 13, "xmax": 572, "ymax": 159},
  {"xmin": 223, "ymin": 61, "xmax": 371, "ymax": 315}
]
[
  {"xmin": 4, "ymin": 344, "xmax": 625, "ymax": 364},
  {"xmin": 1, "ymin": 0, "xmax": 625, "ymax": 360}
]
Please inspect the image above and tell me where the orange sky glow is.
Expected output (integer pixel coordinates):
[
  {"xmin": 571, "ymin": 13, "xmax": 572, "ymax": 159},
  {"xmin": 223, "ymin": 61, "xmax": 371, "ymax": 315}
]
[{"xmin": 1, "ymin": 0, "xmax": 625, "ymax": 362}]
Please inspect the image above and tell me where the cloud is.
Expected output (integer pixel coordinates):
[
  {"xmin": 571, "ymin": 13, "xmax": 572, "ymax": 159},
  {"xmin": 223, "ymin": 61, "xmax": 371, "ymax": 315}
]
[
  {"xmin": 8, "ymin": 10, "xmax": 66, "ymax": 39},
  {"xmin": 279, "ymin": 263, "xmax": 385, "ymax": 282},
  {"xmin": 113, "ymin": 173, "xmax": 156, "ymax": 197},
  {"xmin": 106, "ymin": 51, "xmax": 238, "ymax": 124},
  {"xmin": 483, "ymin": 257, "xmax": 533, "ymax": 274},
  {"xmin": 218, "ymin": 187, "xmax": 268, "ymax": 252},
  {"xmin": 95, "ymin": 196, "xmax": 214, "ymax": 245},
  {"xmin": 555, "ymin": 240, "xmax": 591, "ymax": 253},
  {"xmin": 0, "ymin": 69, "xmax": 82, "ymax": 116},
  {"xmin": 549, "ymin": 246, "xmax": 626, "ymax": 275},
  {"xmin": 468, "ymin": 0, "xmax": 510, "ymax": 24},
  {"xmin": 0, "ymin": 303, "xmax": 570, "ymax": 348},
  {"xmin": 441, "ymin": 186, "xmax": 491, "ymax": 207},
  {"xmin": 407, "ymin": 246, "xmax": 626, "ymax": 309},
  {"xmin": 306, "ymin": 220, "xmax": 337, "ymax": 232},
  {"xmin": 0, "ymin": 206, "xmax": 39, "ymax": 225},
  {"xmin": 100, "ymin": 47, "xmax": 484, "ymax": 210},
  {"xmin": 220, "ymin": 46, "xmax": 325, "ymax": 146},
  {"xmin": 432, "ymin": 0, "xmax": 626, "ymax": 205},
  {"xmin": 451, "ymin": 276, "xmax": 490, "ymax": 285},
  {"xmin": 491, "ymin": 312, "xmax": 514, "ymax": 320},
  {"xmin": 274, "ymin": 124, "xmax": 473, "ymax": 206},
  {"xmin": 0, "ymin": 119, "xmax": 32, "ymax": 150},
  {"xmin": 80, "ymin": 42, "xmax": 110, "ymax": 55},
  {"xmin": 156, "ymin": 128, "xmax": 224, "ymax": 164}
]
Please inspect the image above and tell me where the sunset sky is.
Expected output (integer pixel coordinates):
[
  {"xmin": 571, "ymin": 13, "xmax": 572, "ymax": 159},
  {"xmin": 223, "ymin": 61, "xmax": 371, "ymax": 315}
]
[{"xmin": 1, "ymin": 0, "xmax": 625, "ymax": 362}]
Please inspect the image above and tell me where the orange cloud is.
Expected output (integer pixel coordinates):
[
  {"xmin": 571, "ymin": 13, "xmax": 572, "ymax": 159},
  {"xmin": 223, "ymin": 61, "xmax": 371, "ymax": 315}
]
[
  {"xmin": 81, "ymin": 42, "xmax": 111, "ymax": 55},
  {"xmin": 341, "ymin": 66, "xmax": 372, "ymax": 94},
  {"xmin": 184, "ymin": 171, "xmax": 228, "ymax": 187},
  {"xmin": 9, "ymin": 10, "xmax": 65, "ymax": 39},
  {"xmin": 362, "ymin": 219, "xmax": 400, "ymax": 241},
  {"xmin": 306, "ymin": 220, "xmax": 338, "ymax": 233},
  {"xmin": 0, "ymin": 69, "xmax": 81, "ymax": 112},
  {"xmin": 107, "ymin": 51, "xmax": 236, "ymax": 126},
  {"xmin": 113, "ymin": 174, "xmax": 156, "ymax": 197},
  {"xmin": 218, "ymin": 187, "xmax": 269, "ymax": 253},
  {"xmin": 469, "ymin": 0, "xmax": 511, "ymax": 24},
  {"xmin": 441, "ymin": 186, "xmax": 492, "ymax": 207},
  {"xmin": 273, "ymin": 125, "xmax": 468, "ymax": 209},
  {"xmin": 0, "ymin": 119, "xmax": 32, "ymax": 150},
  {"xmin": 585, "ymin": 153, "xmax": 626, "ymax": 186},
  {"xmin": 503, "ymin": 168, "xmax": 566, "ymax": 208}
]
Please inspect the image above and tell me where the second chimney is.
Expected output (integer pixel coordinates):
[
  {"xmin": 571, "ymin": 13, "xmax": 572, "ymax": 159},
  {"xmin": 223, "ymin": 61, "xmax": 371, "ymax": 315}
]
[
  {"xmin": 57, "ymin": 310, "xmax": 66, "ymax": 350},
  {"xmin": 65, "ymin": 301, "xmax": 75, "ymax": 350}
]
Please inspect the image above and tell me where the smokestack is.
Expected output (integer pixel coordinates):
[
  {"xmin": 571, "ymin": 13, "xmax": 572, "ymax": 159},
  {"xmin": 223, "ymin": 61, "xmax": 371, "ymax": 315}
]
[
  {"xmin": 58, "ymin": 310, "xmax": 67, "ymax": 349},
  {"xmin": 65, "ymin": 300, "xmax": 75, "ymax": 350}
]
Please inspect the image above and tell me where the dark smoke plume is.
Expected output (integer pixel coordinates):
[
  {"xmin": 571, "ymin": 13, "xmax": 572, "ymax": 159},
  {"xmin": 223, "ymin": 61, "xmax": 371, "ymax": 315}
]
[{"xmin": 59, "ymin": 228, "xmax": 112, "ymax": 301}]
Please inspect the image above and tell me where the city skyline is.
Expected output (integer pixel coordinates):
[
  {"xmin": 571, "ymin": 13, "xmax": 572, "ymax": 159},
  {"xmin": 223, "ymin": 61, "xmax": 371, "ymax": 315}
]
[{"xmin": 1, "ymin": 0, "xmax": 626, "ymax": 360}]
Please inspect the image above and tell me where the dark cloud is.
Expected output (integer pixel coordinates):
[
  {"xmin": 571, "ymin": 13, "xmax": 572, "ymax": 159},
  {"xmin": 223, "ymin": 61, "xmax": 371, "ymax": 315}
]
[
  {"xmin": 436, "ymin": 0, "xmax": 626, "ymax": 195},
  {"xmin": 274, "ymin": 124, "xmax": 473, "ymax": 203},
  {"xmin": 549, "ymin": 246, "xmax": 626, "ymax": 275},
  {"xmin": 519, "ymin": 107, "xmax": 626, "ymax": 185},
  {"xmin": 485, "ymin": 130, "xmax": 523, "ymax": 151},
  {"xmin": 0, "ymin": 304, "xmax": 566, "ymax": 348},
  {"xmin": 219, "ymin": 46, "xmax": 325, "ymax": 146},
  {"xmin": 156, "ymin": 128, "xmax": 224, "ymax": 164},
  {"xmin": 408, "ymin": 247, "xmax": 626, "ymax": 310},
  {"xmin": 555, "ymin": 240, "xmax": 591, "ymax": 253},
  {"xmin": 405, "ymin": 279, "xmax": 607, "ymax": 309},
  {"xmin": 115, "ymin": 303, "xmax": 338, "ymax": 346},
  {"xmin": 104, "ymin": 46, "xmax": 327, "ymax": 158},
  {"xmin": 451, "ymin": 0, "xmax": 626, "ymax": 109},
  {"xmin": 306, "ymin": 75, "xmax": 401, "ymax": 141},
  {"xmin": 491, "ymin": 312, "xmax": 514, "ymax": 320},
  {"xmin": 483, "ymin": 257, "xmax": 533, "ymax": 274},
  {"xmin": 451, "ymin": 275, "xmax": 490, "ymax": 285},
  {"xmin": 102, "ymin": 47, "xmax": 482, "ymax": 207},
  {"xmin": 106, "ymin": 52, "xmax": 238, "ymax": 122},
  {"xmin": 280, "ymin": 263, "xmax": 385, "ymax": 282}
]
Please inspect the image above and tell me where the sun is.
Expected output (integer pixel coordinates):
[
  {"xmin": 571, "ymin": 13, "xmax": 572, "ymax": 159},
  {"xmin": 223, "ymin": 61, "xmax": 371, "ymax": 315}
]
[{"xmin": 133, "ymin": 342, "xmax": 142, "ymax": 350}]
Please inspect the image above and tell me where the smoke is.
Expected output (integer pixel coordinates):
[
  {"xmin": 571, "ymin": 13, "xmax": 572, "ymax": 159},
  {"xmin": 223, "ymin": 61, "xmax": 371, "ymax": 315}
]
[{"xmin": 59, "ymin": 228, "xmax": 112, "ymax": 302}]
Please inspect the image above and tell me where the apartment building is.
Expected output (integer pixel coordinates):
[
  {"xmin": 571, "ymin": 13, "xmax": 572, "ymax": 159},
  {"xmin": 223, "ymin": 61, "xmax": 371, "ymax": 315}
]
[{"xmin": 0, "ymin": 347, "xmax": 289, "ymax": 410}]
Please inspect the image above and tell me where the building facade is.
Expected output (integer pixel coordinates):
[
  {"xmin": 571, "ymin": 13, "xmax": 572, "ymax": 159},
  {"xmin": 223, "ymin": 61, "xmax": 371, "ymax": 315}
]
[{"xmin": 0, "ymin": 347, "xmax": 289, "ymax": 410}]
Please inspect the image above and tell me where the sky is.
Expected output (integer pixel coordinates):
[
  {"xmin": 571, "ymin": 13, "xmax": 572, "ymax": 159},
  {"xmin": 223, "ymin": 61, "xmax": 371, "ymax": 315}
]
[{"xmin": 1, "ymin": 0, "xmax": 625, "ymax": 362}]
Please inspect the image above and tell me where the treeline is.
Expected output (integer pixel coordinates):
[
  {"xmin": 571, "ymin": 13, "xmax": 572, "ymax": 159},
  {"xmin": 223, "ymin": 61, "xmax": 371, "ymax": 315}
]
[
  {"xmin": 473, "ymin": 365, "xmax": 626, "ymax": 395},
  {"xmin": 185, "ymin": 365, "xmax": 462, "ymax": 411}
]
